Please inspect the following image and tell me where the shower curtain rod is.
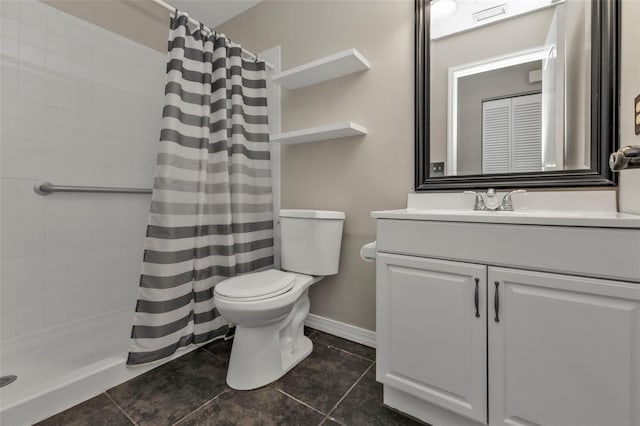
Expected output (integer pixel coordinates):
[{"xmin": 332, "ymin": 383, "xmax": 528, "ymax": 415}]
[{"xmin": 149, "ymin": 0, "xmax": 274, "ymax": 69}]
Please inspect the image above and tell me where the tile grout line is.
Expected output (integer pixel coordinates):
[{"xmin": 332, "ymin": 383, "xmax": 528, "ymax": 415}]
[
  {"xmin": 170, "ymin": 389, "xmax": 231, "ymax": 426},
  {"xmin": 274, "ymin": 387, "xmax": 328, "ymax": 418},
  {"xmin": 103, "ymin": 391, "xmax": 139, "ymax": 426},
  {"xmin": 322, "ymin": 361, "xmax": 375, "ymax": 424},
  {"xmin": 319, "ymin": 413, "xmax": 348, "ymax": 426},
  {"xmin": 199, "ymin": 345, "xmax": 230, "ymax": 363},
  {"xmin": 324, "ymin": 344, "xmax": 375, "ymax": 363},
  {"xmin": 308, "ymin": 329, "xmax": 374, "ymax": 362}
]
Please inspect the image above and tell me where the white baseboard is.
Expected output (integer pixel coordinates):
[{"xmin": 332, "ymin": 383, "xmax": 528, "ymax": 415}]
[{"xmin": 304, "ymin": 314, "xmax": 376, "ymax": 348}]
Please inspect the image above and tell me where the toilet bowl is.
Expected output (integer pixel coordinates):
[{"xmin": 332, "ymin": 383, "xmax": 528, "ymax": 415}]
[{"xmin": 213, "ymin": 209, "xmax": 345, "ymax": 390}]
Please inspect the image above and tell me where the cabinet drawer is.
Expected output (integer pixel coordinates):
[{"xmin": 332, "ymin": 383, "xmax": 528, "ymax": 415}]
[{"xmin": 376, "ymin": 219, "xmax": 640, "ymax": 283}]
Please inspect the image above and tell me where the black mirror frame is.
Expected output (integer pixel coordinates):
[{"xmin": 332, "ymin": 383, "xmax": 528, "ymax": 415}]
[{"xmin": 415, "ymin": 0, "xmax": 619, "ymax": 191}]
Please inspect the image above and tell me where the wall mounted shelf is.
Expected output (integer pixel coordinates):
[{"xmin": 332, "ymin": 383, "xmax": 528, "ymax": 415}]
[
  {"xmin": 271, "ymin": 122, "xmax": 367, "ymax": 145},
  {"xmin": 271, "ymin": 49, "xmax": 370, "ymax": 90}
]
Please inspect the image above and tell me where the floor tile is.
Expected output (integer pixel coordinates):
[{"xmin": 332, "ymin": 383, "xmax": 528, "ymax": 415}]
[
  {"xmin": 202, "ymin": 337, "xmax": 233, "ymax": 360},
  {"xmin": 35, "ymin": 393, "xmax": 132, "ymax": 426},
  {"xmin": 331, "ymin": 365, "xmax": 426, "ymax": 426},
  {"xmin": 310, "ymin": 330, "xmax": 376, "ymax": 361},
  {"xmin": 275, "ymin": 341, "xmax": 373, "ymax": 414},
  {"xmin": 36, "ymin": 331, "xmax": 426, "ymax": 426},
  {"xmin": 106, "ymin": 349, "xmax": 228, "ymax": 426},
  {"xmin": 321, "ymin": 417, "xmax": 343, "ymax": 425},
  {"xmin": 176, "ymin": 386, "xmax": 325, "ymax": 425}
]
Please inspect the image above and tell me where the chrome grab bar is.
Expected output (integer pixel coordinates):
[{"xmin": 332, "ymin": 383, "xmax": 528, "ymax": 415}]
[{"xmin": 34, "ymin": 181, "xmax": 152, "ymax": 196}]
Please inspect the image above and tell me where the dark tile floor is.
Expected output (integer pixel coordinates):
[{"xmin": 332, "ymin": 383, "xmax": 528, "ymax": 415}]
[{"xmin": 36, "ymin": 328, "xmax": 425, "ymax": 426}]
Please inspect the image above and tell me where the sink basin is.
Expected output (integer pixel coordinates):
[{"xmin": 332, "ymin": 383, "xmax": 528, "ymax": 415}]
[{"xmin": 371, "ymin": 191, "xmax": 640, "ymax": 228}]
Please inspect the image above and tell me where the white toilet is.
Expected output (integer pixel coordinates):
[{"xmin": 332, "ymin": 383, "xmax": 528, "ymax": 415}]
[{"xmin": 213, "ymin": 209, "xmax": 345, "ymax": 390}]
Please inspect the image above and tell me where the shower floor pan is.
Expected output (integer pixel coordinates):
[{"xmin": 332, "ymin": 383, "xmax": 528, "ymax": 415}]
[{"xmin": 0, "ymin": 307, "xmax": 198, "ymax": 425}]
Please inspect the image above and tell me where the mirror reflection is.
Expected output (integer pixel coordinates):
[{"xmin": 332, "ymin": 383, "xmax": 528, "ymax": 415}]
[{"xmin": 429, "ymin": 0, "xmax": 591, "ymax": 177}]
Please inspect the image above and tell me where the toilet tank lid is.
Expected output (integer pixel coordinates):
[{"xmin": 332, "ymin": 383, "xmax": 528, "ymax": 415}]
[{"xmin": 280, "ymin": 209, "xmax": 345, "ymax": 220}]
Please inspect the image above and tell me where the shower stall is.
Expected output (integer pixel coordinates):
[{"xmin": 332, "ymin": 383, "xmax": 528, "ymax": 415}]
[
  {"xmin": 1, "ymin": 1, "xmax": 178, "ymax": 423},
  {"xmin": 0, "ymin": 1, "xmax": 282, "ymax": 423}
]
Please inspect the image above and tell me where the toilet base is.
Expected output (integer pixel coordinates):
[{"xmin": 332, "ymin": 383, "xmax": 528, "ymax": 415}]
[
  {"xmin": 225, "ymin": 288, "xmax": 313, "ymax": 390},
  {"xmin": 280, "ymin": 335, "xmax": 312, "ymax": 377},
  {"xmin": 226, "ymin": 330, "xmax": 313, "ymax": 390}
]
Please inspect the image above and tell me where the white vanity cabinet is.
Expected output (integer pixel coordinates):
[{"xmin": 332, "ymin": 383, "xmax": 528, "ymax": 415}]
[
  {"xmin": 488, "ymin": 267, "xmax": 640, "ymax": 426},
  {"xmin": 376, "ymin": 254, "xmax": 487, "ymax": 423},
  {"xmin": 374, "ymin": 216, "xmax": 640, "ymax": 426}
]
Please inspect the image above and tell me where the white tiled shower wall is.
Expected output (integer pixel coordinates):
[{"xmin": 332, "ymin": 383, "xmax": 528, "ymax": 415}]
[{"xmin": 0, "ymin": 1, "xmax": 166, "ymax": 341}]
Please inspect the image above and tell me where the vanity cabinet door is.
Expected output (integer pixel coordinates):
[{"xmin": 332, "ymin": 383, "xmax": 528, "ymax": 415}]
[
  {"xmin": 377, "ymin": 253, "xmax": 487, "ymax": 423},
  {"xmin": 488, "ymin": 267, "xmax": 640, "ymax": 426}
]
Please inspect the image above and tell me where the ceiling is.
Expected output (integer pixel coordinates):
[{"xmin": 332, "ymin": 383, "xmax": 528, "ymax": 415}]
[
  {"xmin": 171, "ymin": 0, "xmax": 263, "ymax": 28},
  {"xmin": 431, "ymin": 0, "xmax": 560, "ymax": 40}
]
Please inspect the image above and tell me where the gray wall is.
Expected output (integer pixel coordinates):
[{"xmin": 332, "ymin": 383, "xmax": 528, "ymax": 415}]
[
  {"xmin": 218, "ymin": 0, "xmax": 414, "ymax": 331},
  {"xmin": 457, "ymin": 62, "xmax": 542, "ymax": 175},
  {"xmin": 430, "ymin": 8, "xmax": 554, "ymax": 167}
]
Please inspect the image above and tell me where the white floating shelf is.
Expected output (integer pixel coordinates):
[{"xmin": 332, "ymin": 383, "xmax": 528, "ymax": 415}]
[
  {"xmin": 271, "ymin": 122, "xmax": 367, "ymax": 145},
  {"xmin": 271, "ymin": 49, "xmax": 370, "ymax": 90}
]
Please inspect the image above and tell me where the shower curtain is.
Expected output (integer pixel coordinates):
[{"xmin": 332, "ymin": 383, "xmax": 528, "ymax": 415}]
[{"xmin": 128, "ymin": 12, "xmax": 274, "ymax": 365}]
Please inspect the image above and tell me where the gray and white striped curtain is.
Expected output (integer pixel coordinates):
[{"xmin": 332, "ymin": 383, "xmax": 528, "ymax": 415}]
[{"xmin": 128, "ymin": 12, "xmax": 274, "ymax": 365}]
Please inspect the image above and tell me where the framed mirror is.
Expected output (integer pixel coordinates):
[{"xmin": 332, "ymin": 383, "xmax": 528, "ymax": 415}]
[{"xmin": 415, "ymin": 0, "xmax": 619, "ymax": 190}]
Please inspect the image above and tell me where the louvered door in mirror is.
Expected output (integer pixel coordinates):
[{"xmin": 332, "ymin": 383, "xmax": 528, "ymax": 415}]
[{"xmin": 482, "ymin": 93, "xmax": 542, "ymax": 174}]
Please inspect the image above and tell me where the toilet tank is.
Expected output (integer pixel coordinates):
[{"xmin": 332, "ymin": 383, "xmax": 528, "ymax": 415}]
[{"xmin": 280, "ymin": 209, "xmax": 345, "ymax": 276}]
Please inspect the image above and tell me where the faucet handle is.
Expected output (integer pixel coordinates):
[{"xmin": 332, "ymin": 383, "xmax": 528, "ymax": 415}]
[
  {"xmin": 484, "ymin": 188, "xmax": 499, "ymax": 210},
  {"xmin": 500, "ymin": 190, "xmax": 527, "ymax": 211},
  {"xmin": 464, "ymin": 191, "xmax": 486, "ymax": 211}
]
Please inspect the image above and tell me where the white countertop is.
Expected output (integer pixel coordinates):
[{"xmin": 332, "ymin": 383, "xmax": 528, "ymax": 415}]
[
  {"xmin": 371, "ymin": 191, "xmax": 640, "ymax": 228},
  {"xmin": 371, "ymin": 208, "xmax": 640, "ymax": 228}
]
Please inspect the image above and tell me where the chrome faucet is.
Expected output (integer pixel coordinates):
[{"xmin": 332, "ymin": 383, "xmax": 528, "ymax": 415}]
[
  {"xmin": 464, "ymin": 189, "xmax": 526, "ymax": 211},
  {"xmin": 465, "ymin": 191, "xmax": 487, "ymax": 211},
  {"xmin": 500, "ymin": 190, "xmax": 526, "ymax": 211}
]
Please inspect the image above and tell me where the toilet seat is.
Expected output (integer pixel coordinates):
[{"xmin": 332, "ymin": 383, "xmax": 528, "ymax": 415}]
[{"xmin": 214, "ymin": 269, "xmax": 296, "ymax": 302}]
